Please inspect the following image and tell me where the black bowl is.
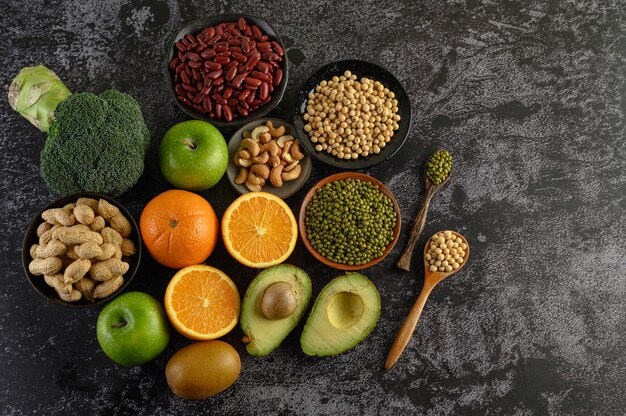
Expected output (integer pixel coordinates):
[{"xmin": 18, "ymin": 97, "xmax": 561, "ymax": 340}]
[
  {"xmin": 292, "ymin": 59, "xmax": 411, "ymax": 169},
  {"xmin": 165, "ymin": 14, "xmax": 289, "ymax": 127},
  {"xmin": 22, "ymin": 193, "xmax": 142, "ymax": 308}
]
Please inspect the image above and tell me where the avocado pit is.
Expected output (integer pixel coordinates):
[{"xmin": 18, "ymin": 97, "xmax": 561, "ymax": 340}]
[{"xmin": 261, "ymin": 281, "xmax": 298, "ymax": 320}]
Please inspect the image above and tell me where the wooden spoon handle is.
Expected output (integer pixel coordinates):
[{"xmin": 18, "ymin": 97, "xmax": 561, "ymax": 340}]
[
  {"xmin": 396, "ymin": 185, "xmax": 437, "ymax": 271},
  {"xmin": 385, "ymin": 283, "xmax": 434, "ymax": 369}
]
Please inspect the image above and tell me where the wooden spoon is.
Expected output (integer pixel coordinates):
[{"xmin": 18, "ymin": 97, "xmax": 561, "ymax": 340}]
[
  {"xmin": 396, "ymin": 151, "xmax": 451, "ymax": 272},
  {"xmin": 385, "ymin": 231, "xmax": 469, "ymax": 369}
]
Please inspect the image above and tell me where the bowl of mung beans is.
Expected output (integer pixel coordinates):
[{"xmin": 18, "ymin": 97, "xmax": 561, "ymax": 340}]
[
  {"xmin": 298, "ymin": 172, "xmax": 401, "ymax": 270},
  {"xmin": 292, "ymin": 60, "xmax": 411, "ymax": 169}
]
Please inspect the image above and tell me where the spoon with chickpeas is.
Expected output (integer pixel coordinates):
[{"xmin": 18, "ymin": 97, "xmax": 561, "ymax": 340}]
[
  {"xmin": 385, "ymin": 230, "xmax": 469, "ymax": 369},
  {"xmin": 396, "ymin": 149, "xmax": 452, "ymax": 271}
]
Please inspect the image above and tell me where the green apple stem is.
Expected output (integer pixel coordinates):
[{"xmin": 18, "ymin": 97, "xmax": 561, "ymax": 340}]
[
  {"xmin": 181, "ymin": 139, "xmax": 196, "ymax": 150},
  {"xmin": 110, "ymin": 320, "xmax": 128, "ymax": 329}
]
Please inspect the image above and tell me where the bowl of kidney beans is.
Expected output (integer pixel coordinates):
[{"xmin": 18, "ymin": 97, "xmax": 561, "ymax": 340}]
[{"xmin": 166, "ymin": 14, "xmax": 288, "ymax": 127}]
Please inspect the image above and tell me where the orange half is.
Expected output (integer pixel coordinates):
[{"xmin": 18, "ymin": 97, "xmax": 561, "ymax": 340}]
[
  {"xmin": 164, "ymin": 265, "xmax": 240, "ymax": 340},
  {"xmin": 221, "ymin": 192, "xmax": 297, "ymax": 268}
]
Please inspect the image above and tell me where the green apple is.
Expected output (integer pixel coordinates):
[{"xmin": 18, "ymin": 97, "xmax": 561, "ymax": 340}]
[
  {"xmin": 97, "ymin": 291, "xmax": 170, "ymax": 366},
  {"xmin": 159, "ymin": 120, "xmax": 228, "ymax": 190}
]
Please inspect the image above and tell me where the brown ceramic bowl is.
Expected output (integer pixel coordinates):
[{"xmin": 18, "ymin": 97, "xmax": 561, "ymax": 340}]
[{"xmin": 298, "ymin": 172, "xmax": 401, "ymax": 270}]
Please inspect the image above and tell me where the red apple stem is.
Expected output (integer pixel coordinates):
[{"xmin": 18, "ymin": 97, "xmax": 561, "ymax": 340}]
[{"xmin": 110, "ymin": 320, "xmax": 127, "ymax": 329}]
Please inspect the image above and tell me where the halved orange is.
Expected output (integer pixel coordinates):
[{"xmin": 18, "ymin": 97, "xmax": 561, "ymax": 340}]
[
  {"xmin": 221, "ymin": 192, "xmax": 297, "ymax": 268},
  {"xmin": 164, "ymin": 265, "xmax": 240, "ymax": 340}
]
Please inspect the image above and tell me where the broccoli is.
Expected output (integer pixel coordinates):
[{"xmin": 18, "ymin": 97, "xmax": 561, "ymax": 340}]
[{"xmin": 40, "ymin": 90, "xmax": 150, "ymax": 197}]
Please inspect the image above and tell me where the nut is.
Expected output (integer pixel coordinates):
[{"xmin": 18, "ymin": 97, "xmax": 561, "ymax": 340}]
[
  {"xmin": 276, "ymin": 135, "xmax": 294, "ymax": 148},
  {"xmin": 73, "ymin": 204, "xmax": 95, "ymax": 225},
  {"xmin": 89, "ymin": 258, "xmax": 129, "ymax": 281},
  {"xmin": 283, "ymin": 161, "xmax": 300, "ymax": 172},
  {"xmin": 110, "ymin": 213, "xmax": 132, "ymax": 238},
  {"xmin": 64, "ymin": 259, "xmax": 91, "ymax": 284},
  {"xmin": 251, "ymin": 151, "xmax": 269, "ymax": 165},
  {"xmin": 76, "ymin": 197, "xmax": 99, "ymax": 212},
  {"xmin": 251, "ymin": 163, "xmax": 270, "ymax": 180},
  {"xmin": 291, "ymin": 141, "xmax": 304, "ymax": 160},
  {"xmin": 235, "ymin": 167, "xmax": 249, "ymax": 184},
  {"xmin": 95, "ymin": 243, "xmax": 116, "ymax": 261},
  {"xmin": 281, "ymin": 164, "xmax": 302, "ymax": 182},
  {"xmin": 266, "ymin": 121, "xmax": 285, "ymax": 138},
  {"xmin": 101, "ymin": 227, "xmax": 123, "ymax": 247},
  {"xmin": 57, "ymin": 226, "xmax": 103, "ymax": 245},
  {"xmin": 270, "ymin": 165, "xmax": 285, "ymax": 187},
  {"xmin": 74, "ymin": 242, "xmax": 103, "ymax": 259},
  {"xmin": 36, "ymin": 222, "xmax": 52, "ymax": 238},
  {"xmin": 29, "ymin": 257, "xmax": 62, "ymax": 276},
  {"xmin": 90, "ymin": 216, "xmax": 105, "ymax": 232},
  {"xmin": 241, "ymin": 138, "xmax": 260, "ymax": 157},
  {"xmin": 74, "ymin": 277, "xmax": 96, "ymax": 301},
  {"xmin": 259, "ymin": 132, "xmax": 271, "ymax": 144},
  {"xmin": 251, "ymin": 126, "xmax": 270, "ymax": 142},
  {"xmin": 42, "ymin": 208, "xmax": 74, "ymax": 226},
  {"xmin": 260, "ymin": 141, "xmax": 280, "ymax": 157},
  {"xmin": 121, "ymin": 239, "xmax": 137, "ymax": 257},
  {"xmin": 98, "ymin": 199, "xmax": 120, "ymax": 221},
  {"xmin": 35, "ymin": 240, "xmax": 66, "ymax": 259},
  {"xmin": 93, "ymin": 276, "xmax": 124, "ymax": 299}
]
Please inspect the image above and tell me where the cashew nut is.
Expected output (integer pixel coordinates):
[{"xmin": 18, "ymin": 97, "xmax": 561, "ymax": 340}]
[
  {"xmin": 266, "ymin": 121, "xmax": 286, "ymax": 138},
  {"xmin": 240, "ymin": 138, "xmax": 260, "ymax": 157},
  {"xmin": 238, "ymin": 149, "xmax": 251, "ymax": 159},
  {"xmin": 237, "ymin": 157, "xmax": 254, "ymax": 168},
  {"xmin": 268, "ymin": 154, "xmax": 281, "ymax": 167},
  {"xmin": 251, "ymin": 151, "xmax": 269, "ymax": 165},
  {"xmin": 260, "ymin": 141, "xmax": 281, "ymax": 157},
  {"xmin": 291, "ymin": 141, "xmax": 304, "ymax": 160},
  {"xmin": 251, "ymin": 126, "xmax": 270, "ymax": 142},
  {"xmin": 283, "ymin": 161, "xmax": 300, "ymax": 172},
  {"xmin": 281, "ymin": 164, "xmax": 302, "ymax": 181},
  {"xmin": 235, "ymin": 167, "xmax": 249, "ymax": 184},
  {"xmin": 245, "ymin": 171, "xmax": 263, "ymax": 192},
  {"xmin": 277, "ymin": 135, "xmax": 295, "ymax": 148},
  {"xmin": 243, "ymin": 130, "xmax": 252, "ymax": 139},
  {"xmin": 251, "ymin": 164, "xmax": 270, "ymax": 180},
  {"xmin": 259, "ymin": 132, "xmax": 271, "ymax": 144},
  {"xmin": 270, "ymin": 165, "xmax": 285, "ymax": 187}
]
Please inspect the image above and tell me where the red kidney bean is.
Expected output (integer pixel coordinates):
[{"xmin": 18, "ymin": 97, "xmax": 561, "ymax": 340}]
[
  {"xmin": 217, "ymin": 51, "xmax": 231, "ymax": 57},
  {"xmin": 273, "ymin": 68, "xmax": 283, "ymax": 86},
  {"xmin": 203, "ymin": 96, "xmax": 213, "ymax": 112},
  {"xmin": 227, "ymin": 27, "xmax": 241, "ymax": 37},
  {"xmin": 214, "ymin": 42, "xmax": 228, "ymax": 52},
  {"xmin": 232, "ymin": 52, "xmax": 246, "ymax": 63},
  {"xmin": 184, "ymin": 34, "xmax": 195, "ymax": 44},
  {"xmin": 200, "ymin": 49, "xmax": 216, "ymax": 59},
  {"xmin": 175, "ymin": 41, "xmax": 187, "ymax": 52},
  {"xmin": 227, "ymin": 97, "xmax": 238, "ymax": 107},
  {"xmin": 215, "ymin": 103, "xmax": 223, "ymax": 119},
  {"xmin": 214, "ymin": 83, "xmax": 225, "ymax": 93},
  {"xmin": 246, "ymin": 90, "xmax": 256, "ymax": 104},
  {"xmin": 192, "ymin": 68, "xmax": 202, "ymax": 81},
  {"xmin": 251, "ymin": 25, "xmax": 262, "ymax": 37},
  {"xmin": 271, "ymin": 41, "xmax": 284, "ymax": 56},
  {"xmin": 182, "ymin": 84, "xmax": 197, "ymax": 93},
  {"xmin": 192, "ymin": 94, "xmax": 204, "ymax": 105},
  {"xmin": 169, "ymin": 57, "xmax": 180, "ymax": 70},
  {"xmin": 259, "ymin": 82, "xmax": 269, "ymax": 101},
  {"xmin": 188, "ymin": 61, "xmax": 201, "ymax": 69},
  {"xmin": 244, "ymin": 25, "xmax": 253, "ymax": 36},
  {"xmin": 223, "ymin": 87, "xmax": 234, "ymax": 99},
  {"xmin": 207, "ymin": 69, "xmax": 223, "ymax": 80},
  {"xmin": 193, "ymin": 104, "xmax": 206, "ymax": 114},
  {"xmin": 226, "ymin": 66, "xmax": 237, "ymax": 81},
  {"xmin": 257, "ymin": 42, "xmax": 272, "ymax": 52},
  {"xmin": 187, "ymin": 53, "xmax": 200, "ymax": 62},
  {"xmin": 204, "ymin": 61, "xmax": 221, "ymax": 71},
  {"xmin": 237, "ymin": 105, "xmax": 249, "ymax": 116},
  {"xmin": 213, "ymin": 76, "xmax": 225, "ymax": 86},
  {"xmin": 223, "ymin": 104, "xmax": 233, "ymax": 121},
  {"xmin": 244, "ymin": 76, "xmax": 262, "ymax": 87},
  {"xmin": 230, "ymin": 46, "xmax": 243, "ymax": 54},
  {"xmin": 238, "ymin": 89, "xmax": 250, "ymax": 102},
  {"xmin": 196, "ymin": 43, "xmax": 207, "ymax": 53},
  {"xmin": 246, "ymin": 54, "xmax": 260, "ymax": 69},
  {"xmin": 255, "ymin": 61, "xmax": 270, "ymax": 73},
  {"xmin": 212, "ymin": 94, "xmax": 227, "ymax": 105},
  {"xmin": 238, "ymin": 17, "xmax": 246, "ymax": 31},
  {"xmin": 200, "ymin": 85, "xmax": 212, "ymax": 96},
  {"xmin": 241, "ymin": 39, "xmax": 250, "ymax": 54},
  {"xmin": 180, "ymin": 70, "xmax": 190, "ymax": 84},
  {"xmin": 251, "ymin": 71, "xmax": 271, "ymax": 82},
  {"xmin": 206, "ymin": 34, "xmax": 220, "ymax": 46},
  {"xmin": 232, "ymin": 73, "xmax": 246, "ymax": 88},
  {"xmin": 174, "ymin": 84, "xmax": 185, "ymax": 96},
  {"xmin": 262, "ymin": 52, "xmax": 280, "ymax": 61},
  {"xmin": 215, "ymin": 56, "xmax": 230, "ymax": 65},
  {"xmin": 228, "ymin": 37, "xmax": 241, "ymax": 46}
]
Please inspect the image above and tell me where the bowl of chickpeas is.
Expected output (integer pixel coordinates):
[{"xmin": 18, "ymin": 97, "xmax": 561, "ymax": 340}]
[{"xmin": 292, "ymin": 60, "xmax": 411, "ymax": 169}]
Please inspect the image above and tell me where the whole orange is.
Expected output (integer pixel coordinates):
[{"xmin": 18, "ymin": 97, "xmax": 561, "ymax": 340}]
[{"xmin": 140, "ymin": 190, "xmax": 218, "ymax": 269}]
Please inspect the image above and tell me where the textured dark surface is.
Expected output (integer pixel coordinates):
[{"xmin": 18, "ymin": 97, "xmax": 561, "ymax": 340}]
[{"xmin": 1, "ymin": 1, "xmax": 625, "ymax": 415}]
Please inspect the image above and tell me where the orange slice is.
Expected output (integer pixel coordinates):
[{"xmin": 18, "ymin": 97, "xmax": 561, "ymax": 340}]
[
  {"xmin": 221, "ymin": 192, "xmax": 297, "ymax": 268},
  {"xmin": 164, "ymin": 265, "xmax": 240, "ymax": 340}
]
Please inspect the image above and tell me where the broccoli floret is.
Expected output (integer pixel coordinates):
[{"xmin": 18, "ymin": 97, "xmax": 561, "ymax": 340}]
[{"xmin": 41, "ymin": 90, "xmax": 150, "ymax": 197}]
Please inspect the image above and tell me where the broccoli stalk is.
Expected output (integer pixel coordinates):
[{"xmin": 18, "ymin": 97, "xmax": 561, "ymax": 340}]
[{"xmin": 9, "ymin": 66, "xmax": 150, "ymax": 197}]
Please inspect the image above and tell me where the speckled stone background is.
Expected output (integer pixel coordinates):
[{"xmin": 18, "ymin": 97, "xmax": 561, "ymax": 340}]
[{"xmin": 1, "ymin": 1, "xmax": 624, "ymax": 415}]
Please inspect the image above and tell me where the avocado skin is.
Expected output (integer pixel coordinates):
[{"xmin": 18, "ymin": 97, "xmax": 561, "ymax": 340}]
[
  {"xmin": 300, "ymin": 273, "xmax": 381, "ymax": 357},
  {"xmin": 240, "ymin": 264, "xmax": 312, "ymax": 356}
]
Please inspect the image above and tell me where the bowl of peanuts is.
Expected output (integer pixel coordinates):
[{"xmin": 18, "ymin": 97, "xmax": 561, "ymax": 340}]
[
  {"xmin": 293, "ymin": 60, "xmax": 411, "ymax": 169},
  {"xmin": 22, "ymin": 193, "xmax": 141, "ymax": 308},
  {"xmin": 165, "ymin": 14, "xmax": 288, "ymax": 126}
]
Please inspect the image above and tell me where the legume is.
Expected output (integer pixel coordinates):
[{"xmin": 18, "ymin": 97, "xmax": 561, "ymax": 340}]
[
  {"xmin": 426, "ymin": 149, "xmax": 452, "ymax": 185},
  {"xmin": 303, "ymin": 71, "xmax": 401, "ymax": 160},
  {"xmin": 305, "ymin": 178, "xmax": 397, "ymax": 265},
  {"xmin": 425, "ymin": 230, "xmax": 467, "ymax": 272}
]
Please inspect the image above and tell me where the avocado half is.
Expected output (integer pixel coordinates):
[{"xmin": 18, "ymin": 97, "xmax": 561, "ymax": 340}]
[
  {"xmin": 300, "ymin": 273, "xmax": 381, "ymax": 357},
  {"xmin": 240, "ymin": 264, "xmax": 312, "ymax": 356}
]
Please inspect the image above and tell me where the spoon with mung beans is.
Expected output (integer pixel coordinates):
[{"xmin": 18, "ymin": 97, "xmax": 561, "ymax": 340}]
[
  {"xmin": 396, "ymin": 149, "xmax": 452, "ymax": 271},
  {"xmin": 386, "ymin": 230, "xmax": 469, "ymax": 369}
]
